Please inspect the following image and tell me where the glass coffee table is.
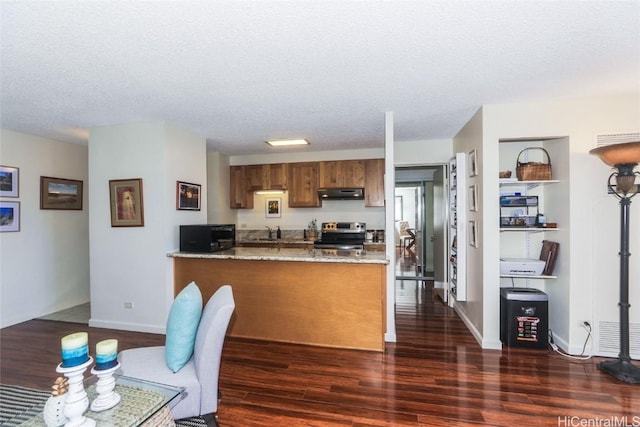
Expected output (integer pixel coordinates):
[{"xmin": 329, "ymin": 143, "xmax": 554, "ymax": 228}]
[{"xmin": 19, "ymin": 375, "xmax": 184, "ymax": 426}]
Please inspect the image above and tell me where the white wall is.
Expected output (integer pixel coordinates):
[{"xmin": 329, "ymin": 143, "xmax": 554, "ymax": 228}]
[
  {"xmin": 229, "ymin": 148, "xmax": 384, "ymax": 166},
  {"xmin": 384, "ymin": 111, "xmax": 396, "ymax": 343},
  {"xmin": 451, "ymin": 109, "xmax": 487, "ymax": 345},
  {"xmin": 89, "ymin": 122, "xmax": 206, "ymax": 333},
  {"xmin": 0, "ymin": 129, "xmax": 89, "ymax": 327},
  {"xmin": 478, "ymin": 93, "xmax": 640, "ymax": 354},
  {"xmin": 395, "ymin": 139, "xmax": 453, "ymax": 166}
]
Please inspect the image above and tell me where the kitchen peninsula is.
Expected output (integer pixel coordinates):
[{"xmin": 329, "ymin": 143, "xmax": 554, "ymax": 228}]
[{"xmin": 169, "ymin": 247, "xmax": 388, "ymax": 351}]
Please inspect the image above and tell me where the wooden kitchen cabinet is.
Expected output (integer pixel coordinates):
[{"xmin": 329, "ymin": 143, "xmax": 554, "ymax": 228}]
[
  {"xmin": 245, "ymin": 164, "xmax": 266, "ymax": 191},
  {"xmin": 319, "ymin": 160, "xmax": 365, "ymax": 188},
  {"xmin": 245, "ymin": 163, "xmax": 288, "ymax": 191},
  {"xmin": 231, "ymin": 159, "xmax": 382, "ymax": 208},
  {"xmin": 174, "ymin": 256, "xmax": 386, "ymax": 351},
  {"xmin": 229, "ymin": 165, "xmax": 254, "ymax": 208},
  {"xmin": 364, "ymin": 158, "xmax": 385, "ymax": 207},
  {"xmin": 267, "ymin": 163, "xmax": 288, "ymax": 190},
  {"xmin": 288, "ymin": 161, "xmax": 320, "ymax": 207}
]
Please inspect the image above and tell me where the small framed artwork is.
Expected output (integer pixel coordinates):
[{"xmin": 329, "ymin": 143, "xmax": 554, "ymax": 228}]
[
  {"xmin": 0, "ymin": 201, "xmax": 20, "ymax": 232},
  {"xmin": 176, "ymin": 181, "xmax": 201, "ymax": 210},
  {"xmin": 468, "ymin": 185, "xmax": 478, "ymax": 212},
  {"xmin": 468, "ymin": 149, "xmax": 478, "ymax": 177},
  {"xmin": 109, "ymin": 178, "xmax": 144, "ymax": 227},
  {"xmin": 0, "ymin": 165, "xmax": 19, "ymax": 197},
  {"xmin": 40, "ymin": 176, "xmax": 83, "ymax": 210},
  {"xmin": 468, "ymin": 220, "xmax": 478, "ymax": 248},
  {"xmin": 266, "ymin": 197, "xmax": 281, "ymax": 218}
]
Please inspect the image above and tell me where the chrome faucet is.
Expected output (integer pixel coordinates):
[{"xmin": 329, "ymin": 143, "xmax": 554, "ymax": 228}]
[{"xmin": 266, "ymin": 226, "xmax": 274, "ymax": 239}]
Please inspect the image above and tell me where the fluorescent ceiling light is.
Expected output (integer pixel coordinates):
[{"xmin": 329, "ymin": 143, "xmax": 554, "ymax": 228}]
[{"xmin": 265, "ymin": 138, "xmax": 309, "ymax": 147}]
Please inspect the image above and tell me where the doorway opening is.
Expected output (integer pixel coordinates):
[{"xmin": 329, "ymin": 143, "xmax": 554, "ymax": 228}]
[{"xmin": 394, "ymin": 165, "xmax": 447, "ymax": 284}]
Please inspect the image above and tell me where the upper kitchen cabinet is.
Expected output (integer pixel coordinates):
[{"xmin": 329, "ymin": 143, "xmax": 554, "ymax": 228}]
[
  {"xmin": 230, "ymin": 165, "xmax": 253, "ymax": 209},
  {"xmin": 364, "ymin": 159, "xmax": 385, "ymax": 207},
  {"xmin": 245, "ymin": 164, "xmax": 266, "ymax": 191},
  {"xmin": 288, "ymin": 162, "xmax": 321, "ymax": 207},
  {"xmin": 319, "ymin": 160, "xmax": 365, "ymax": 188},
  {"xmin": 245, "ymin": 163, "xmax": 288, "ymax": 191},
  {"xmin": 230, "ymin": 159, "xmax": 384, "ymax": 209},
  {"xmin": 267, "ymin": 163, "xmax": 288, "ymax": 190}
]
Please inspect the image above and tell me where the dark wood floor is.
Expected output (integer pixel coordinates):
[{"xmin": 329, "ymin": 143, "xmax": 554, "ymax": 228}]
[{"xmin": 2, "ymin": 254, "xmax": 639, "ymax": 426}]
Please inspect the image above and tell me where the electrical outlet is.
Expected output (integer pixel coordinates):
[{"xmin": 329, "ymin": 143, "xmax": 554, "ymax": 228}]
[
  {"xmin": 124, "ymin": 301, "xmax": 134, "ymax": 309},
  {"xmin": 579, "ymin": 320, "xmax": 591, "ymax": 328}
]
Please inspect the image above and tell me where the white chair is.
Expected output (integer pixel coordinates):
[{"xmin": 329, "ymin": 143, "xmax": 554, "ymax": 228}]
[{"xmin": 119, "ymin": 285, "xmax": 235, "ymax": 426}]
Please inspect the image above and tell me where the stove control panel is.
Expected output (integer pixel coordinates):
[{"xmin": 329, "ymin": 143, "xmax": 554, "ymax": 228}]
[{"xmin": 322, "ymin": 222, "xmax": 366, "ymax": 233}]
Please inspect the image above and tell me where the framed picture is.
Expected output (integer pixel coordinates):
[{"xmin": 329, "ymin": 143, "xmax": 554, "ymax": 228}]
[
  {"xmin": 40, "ymin": 176, "xmax": 83, "ymax": 210},
  {"xmin": 265, "ymin": 197, "xmax": 281, "ymax": 218},
  {"xmin": 468, "ymin": 185, "xmax": 478, "ymax": 212},
  {"xmin": 468, "ymin": 149, "xmax": 478, "ymax": 177},
  {"xmin": 468, "ymin": 220, "xmax": 478, "ymax": 248},
  {"xmin": 176, "ymin": 181, "xmax": 201, "ymax": 210},
  {"xmin": 109, "ymin": 178, "xmax": 144, "ymax": 227},
  {"xmin": 0, "ymin": 201, "xmax": 20, "ymax": 232},
  {"xmin": 0, "ymin": 165, "xmax": 19, "ymax": 197}
]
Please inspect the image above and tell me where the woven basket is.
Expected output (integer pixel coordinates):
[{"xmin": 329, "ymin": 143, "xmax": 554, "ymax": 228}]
[{"xmin": 516, "ymin": 147, "xmax": 552, "ymax": 181}]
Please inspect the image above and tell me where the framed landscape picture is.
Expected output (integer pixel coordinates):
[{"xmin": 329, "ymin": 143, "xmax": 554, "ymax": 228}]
[
  {"xmin": 109, "ymin": 178, "xmax": 144, "ymax": 227},
  {"xmin": 176, "ymin": 181, "xmax": 201, "ymax": 210},
  {"xmin": 0, "ymin": 201, "xmax": 20, "ymax": 232},
  {"xmin": 40, "ymin": 176, "xmax": 83, "ymax": 210},
  {"xmin": 0, "ymin": 165, "xmax": 19, "ymax": 197}
]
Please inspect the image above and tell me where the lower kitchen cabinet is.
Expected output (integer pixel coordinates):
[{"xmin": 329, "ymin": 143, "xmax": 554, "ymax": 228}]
[{"xmin": 173, "ymin": 257, "xmax": 386, "ymax": 351}]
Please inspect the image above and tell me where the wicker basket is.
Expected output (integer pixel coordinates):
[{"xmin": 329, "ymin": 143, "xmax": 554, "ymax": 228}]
[{"xmin": 516, "ymin": 147, "xmax": 552, "ymax": 181}]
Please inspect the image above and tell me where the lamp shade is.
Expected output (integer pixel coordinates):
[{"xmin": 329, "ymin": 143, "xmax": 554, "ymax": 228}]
[{"xmin": 589, "ymin": 141, "xmax": 640, "ymax": 167}]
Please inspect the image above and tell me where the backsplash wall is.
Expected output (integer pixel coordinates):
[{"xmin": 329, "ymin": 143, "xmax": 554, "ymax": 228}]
[{"xmin": 235, "ymin": 193, "xmax": 385, "ymax": 233}]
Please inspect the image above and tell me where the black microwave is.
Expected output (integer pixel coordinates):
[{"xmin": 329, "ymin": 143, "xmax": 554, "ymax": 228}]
[{"xmin": 179, "ymin": 224, "xmax": 235, "ymax": 253}]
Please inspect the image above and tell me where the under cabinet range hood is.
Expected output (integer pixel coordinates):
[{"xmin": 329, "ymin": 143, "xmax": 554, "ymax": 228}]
[{"xmin": 318, "ymin": 188, "xmax": 365, "ymax": 200}]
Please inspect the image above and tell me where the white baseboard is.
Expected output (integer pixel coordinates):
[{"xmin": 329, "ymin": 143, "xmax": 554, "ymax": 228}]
[
  {"xmin": 452, "ymin": 302, "xmax": 502, "ymax": 350},
  {"xmin": 89, "ymin": 318, "xmax": 165, "ymax": 335}
]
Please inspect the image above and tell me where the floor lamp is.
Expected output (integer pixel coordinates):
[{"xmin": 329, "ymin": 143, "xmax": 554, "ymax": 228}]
[{"xmin": 590, "ymin": 140, "xmax": 640, "ymax": 384}]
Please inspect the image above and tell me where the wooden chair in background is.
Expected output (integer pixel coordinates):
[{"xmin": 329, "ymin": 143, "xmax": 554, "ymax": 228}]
[{"xmin": 398, "ymin": 221, "xmax": 416, "ymax": 252}]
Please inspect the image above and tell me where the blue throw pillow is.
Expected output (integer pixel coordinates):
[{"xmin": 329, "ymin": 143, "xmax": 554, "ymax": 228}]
[{"xmin": 165, "ymin": 281, "xmax": 203, "ymax": 372}]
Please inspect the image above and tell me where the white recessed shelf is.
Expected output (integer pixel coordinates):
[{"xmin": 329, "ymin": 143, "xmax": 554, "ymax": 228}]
[
  {"xmin": 500, "ymin": 274, "xmax": 557, "ymax": 279},
  {"xmin": 500, "ymin": 227, "xmax": 559, "ymax": 232},
  {"xmin": 499, "ymin": 179, "xmax": 560, "ymax": 190}
]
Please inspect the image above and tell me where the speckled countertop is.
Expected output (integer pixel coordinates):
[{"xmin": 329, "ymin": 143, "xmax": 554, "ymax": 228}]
[
  {"xmin": 168, "ymin": 247, "xmax": 388, "ymax": 264},
  {"xmin": 236, "ymin": 239, "xmax": 386, "ymax": 249},
  {"xmin": 238, "ymin": 238, "xmax": 313, "ymax": 245}
]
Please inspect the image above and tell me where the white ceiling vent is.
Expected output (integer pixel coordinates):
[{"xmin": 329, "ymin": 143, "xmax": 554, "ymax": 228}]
[
  {"xmin": 598, "ymin": 321, "xmax": 640, "ymax": 359},
  {"xmin": 594, "ymin": 132, "xmax": 640, "ymax": 148}
]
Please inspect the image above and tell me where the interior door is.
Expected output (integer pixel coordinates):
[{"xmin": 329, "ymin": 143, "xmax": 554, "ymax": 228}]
[{"xmin": 432, "ymin": 166, "xmax": 448, "ymax": 302}]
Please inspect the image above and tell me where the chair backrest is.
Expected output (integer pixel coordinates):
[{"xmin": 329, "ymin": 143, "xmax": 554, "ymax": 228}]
[
  {"xmin": 399, "ymin": 221, "xmax": 410, "ymax": 236},
  {"xmin": 193, "ymin": 285, "xmax": 235, "ymax": 414}
]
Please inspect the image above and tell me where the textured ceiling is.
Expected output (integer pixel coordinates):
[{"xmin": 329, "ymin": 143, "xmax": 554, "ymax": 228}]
[{"xmin": 1, "ymin": 1, "xmax": 639, "ymax": 155}]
